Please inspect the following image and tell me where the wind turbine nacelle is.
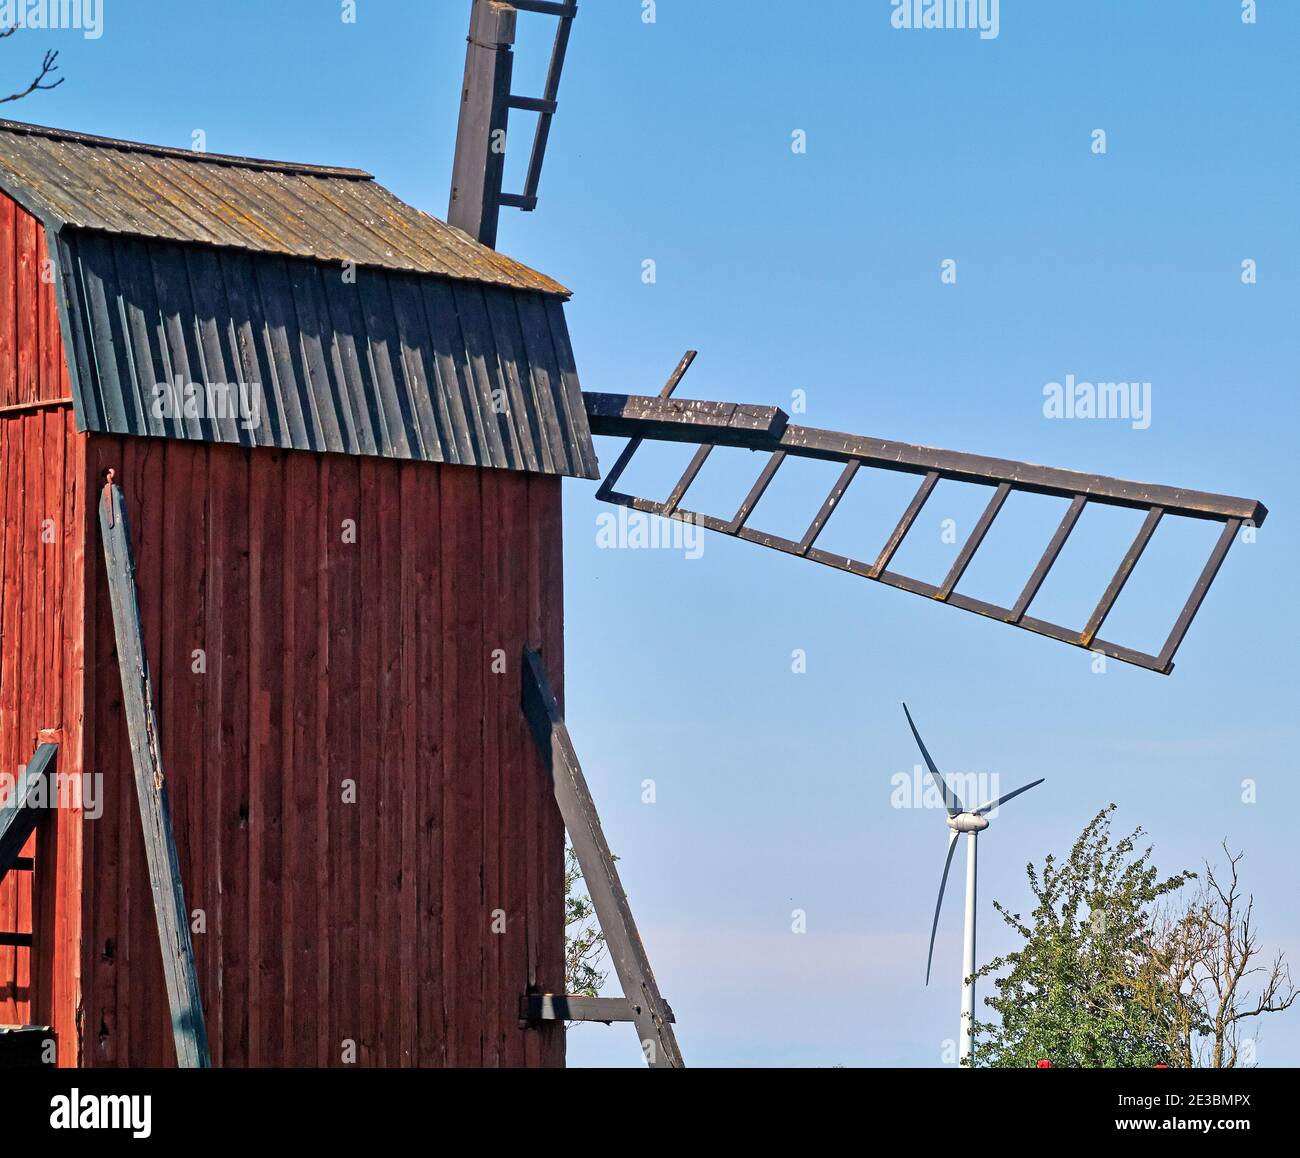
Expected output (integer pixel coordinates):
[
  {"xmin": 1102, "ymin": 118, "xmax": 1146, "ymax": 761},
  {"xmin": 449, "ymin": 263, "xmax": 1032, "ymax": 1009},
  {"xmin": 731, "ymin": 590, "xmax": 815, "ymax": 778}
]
[{"xmin": 947, "ymin": 813, "xmax": 990, "ymax": 833}]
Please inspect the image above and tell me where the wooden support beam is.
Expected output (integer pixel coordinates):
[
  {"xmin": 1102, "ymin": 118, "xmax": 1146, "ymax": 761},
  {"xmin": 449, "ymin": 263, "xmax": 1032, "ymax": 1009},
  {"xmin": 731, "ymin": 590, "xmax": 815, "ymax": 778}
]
[
  {"xmin": 1010, "ymin": 495, "xmax": 1087, "ymax": 623},
  {"xmin": 521, "ymin": 648, "xmax": 684, "ymax": 1068},
  {"xmin": 872, "ymin": 471, "xmax": 939, "ymax": 578},
  {"xmin": 937, "ymin": 483, "xmax": 1011, "ymax": 600},
  {"xmin": 662, "ymin": 445, "xmax": 712, "ymax": 516},
  {"xmin": 800, "ymin": 460, "xmax": 860, "ymax": 555},
  {"xmin": 594, "ymin": 353, "xmax": 697, "ymax": 505},
  {"xmin": 448, "ymin": 0, "xmax": 518, "ymax": 247},
  {"xmin": 585, "ymin": 392, "xmax": 789, "ymax": 447},
  {"xmin": 520, "ymin": 993, "xmax": 676, "ymax": 1025},
  {"xmin": 99, "ymin": 478, "xmax": 211, "ymax": 1070},
  {"xmin": 1156, "ymin": 518, "xmax": 1242, "ymax": 671},
  {"xmin": 1080, "ymin": 506, "xmax": 1164, "ymax": 648},
  {"xmin": 585, "ymin": 393, "xmax": 1267, "ymax": 526},
  {"xmin": 0, "ymin": 744, "xmax": 56, "ymax": 883},
  {"xmin": 729, "ymin": 451, "xmax": 786, "ymax": 534}
]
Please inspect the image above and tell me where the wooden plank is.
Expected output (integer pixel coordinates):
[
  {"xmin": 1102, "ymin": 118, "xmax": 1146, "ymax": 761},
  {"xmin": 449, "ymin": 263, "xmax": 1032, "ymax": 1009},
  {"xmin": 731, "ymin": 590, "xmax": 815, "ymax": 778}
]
[
  {"xmin": 1080, "ymin": 506, "xmax": 1164, "ymax": 647},
  {"xmin": 448, "ymin": 0, "xmax": 516, "ymax": 246},
  {"xmin": 534, "ymin": 476, "xmax": 566, "ymax": 1069},
  {"xmin": 327, "ymin": 454, "xmax": 362, "ymax": 1065},
  {"xmin": 135, "ymin": 435, "xmax": 168, "ymax": 1063},
  {"xmin": 15, "ymin": 207, "xmax": 37, "ymax": 404},
  {"xmin": 799, "ymin": 459, "xmax": 860, "ymax": 554},
  {"xmin": 357, "ymin": 457, "xmax": 381, "ymax": 1065},
  {"xmin": 484, "ymin": 286, "xmax": 553, "ymax": 474},
  {"xmin": 522, "ymin": 993, "xmax": 677, "ymax": 1024},
  {"xmin": 0, "ymin": 194, "xmax": 15, "ymax": 406},
  {"xmin": 218, "ymin": 446, "xmax": 251, "ymax": 1065},
  {"xmin": 441, "ymin": 465, "xmax": 486, "ymax": 1067},
  {"xmin": 375, "ymin": 458, "xmax": 404, "ymax": 1065},
  {"xmin": 587, "ymin": 393, "xmax": 1267, "ymax": 526},
  {"xmin": 514, "ymin": 293, "xmax": 582, "ymax": 477},
  {"xmin": 388, "ymin": 273, "xmax": 454, "ymax": 463},
  {"xmin": 246, "ymin": 445, "xmax": 284, "ymax": 1066},
  {"xmin": 871, "ymin": 471, "xmax": 939, "ymax": 578},
  {"xmin": 1157, "ymin": 518, "xmax": 1242, "ymax": 671},
  {"xmin": 58, "ymin": 407, "xmax": 85, "ymax": 1063},
  {"xmin": 499, "ymin": 473, "xmax": 530, "ymax": 1067},
  {"xmin": 0, "ymin": 418, "xmax": 16, "ymax": 1014},
  {"xmin": 85, "ymin": 437, "xmax": 121, "ymax": 1061},
  {"xmin": 316, "ymin": 262, "xmax": 380, "ymax": 457},
  {"xmin": 521, "ymin": 648, "xmax": 683, "ymax": 1069},
  {"xmin": 1010, "ymin": 495, "xmax": 1087, "ymax": 623},
  {"xmin": 410, "ymin": 462, "xmax": 444, "ymax": 1064},
  {"xmin": 253, "ymin": 257, "xmax": 319, "ymax": 452},
  {"xmin": 937, "ymin": 482, "xmax": 1011, "ymax": 600},
  {"xmin": 421, "ymin": 278, "xmax": 498, "ymax": 468},
  {"xmin": 0, "ymin": 746, "xmax": 57, "ymax": 880},
  {"xmin": 450, "ymin": 283, "xmax": 524, "ymax": 470},
  {"xmin": 285, "ymin": 262, "xmax": 349, "ymax": 454},
  {"xmin": 479, "ymin": 468, "xmax": 504, "ymax": 1067},
  {"xmin": 728, "ymin": 451, "xmax": 786, "ymax": 533},
  {"xmin": 585, "ymin": 392, "xmax": 789, "ymax": 445},
  {"xmin": 97, "ymin": 479, "xmax": 210, "ymax": 1068},
  {"xmin": 312, "ymin": 456, "xmax": 333, "ymax": 1066},
  {"xmin": 15, "ymin": 411, "xmax": 39, "ymax": 1015},
  {"xmin": 663, "ymin": 445, "xmax": 713, "ymax": 517}
]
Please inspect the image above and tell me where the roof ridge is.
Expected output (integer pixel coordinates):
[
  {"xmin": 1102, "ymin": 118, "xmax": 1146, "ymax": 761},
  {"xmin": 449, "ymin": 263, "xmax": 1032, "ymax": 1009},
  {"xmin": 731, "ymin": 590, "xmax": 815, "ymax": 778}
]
[{"xmin": 0, "ymin": 117, "xmax": 374, "ymax": 180}]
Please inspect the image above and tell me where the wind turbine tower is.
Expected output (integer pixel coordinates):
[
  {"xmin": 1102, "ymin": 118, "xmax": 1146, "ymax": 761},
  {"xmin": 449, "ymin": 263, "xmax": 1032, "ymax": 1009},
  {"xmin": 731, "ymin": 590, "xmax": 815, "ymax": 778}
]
[{"xmin": 903, "ymin": 703, "xmax": 1044, "ymax": 1067}]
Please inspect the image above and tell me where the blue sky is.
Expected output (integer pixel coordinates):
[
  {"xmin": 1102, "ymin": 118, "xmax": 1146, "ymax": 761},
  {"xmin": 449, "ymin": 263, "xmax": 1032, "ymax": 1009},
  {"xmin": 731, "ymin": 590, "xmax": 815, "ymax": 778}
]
[{"xmin": 22, "ymin": 0, "xmax": 1298, "ymax": 1066}]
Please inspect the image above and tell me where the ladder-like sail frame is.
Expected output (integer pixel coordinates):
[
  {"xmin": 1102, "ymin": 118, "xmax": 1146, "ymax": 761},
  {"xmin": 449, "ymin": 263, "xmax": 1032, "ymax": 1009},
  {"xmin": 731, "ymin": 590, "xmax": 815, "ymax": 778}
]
[{"xmin": 584, "ymin": 371, "xmax": 1266, "ymax": 675}]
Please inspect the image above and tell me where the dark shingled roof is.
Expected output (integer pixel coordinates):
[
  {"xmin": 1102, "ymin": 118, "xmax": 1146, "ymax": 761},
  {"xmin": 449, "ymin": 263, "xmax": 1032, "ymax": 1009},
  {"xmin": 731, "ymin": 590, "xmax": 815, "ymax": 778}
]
[
  {"xmin": 0, "ymin": 119, "xmax": 569, "ymax": 294},
  {"xmin": 0, "ymin": 119, "xmax": 599, "ymax": 479}
]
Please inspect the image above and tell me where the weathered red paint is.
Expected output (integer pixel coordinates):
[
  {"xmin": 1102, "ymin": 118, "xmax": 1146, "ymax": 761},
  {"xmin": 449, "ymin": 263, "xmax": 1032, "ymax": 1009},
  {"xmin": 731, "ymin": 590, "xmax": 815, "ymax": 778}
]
[{"xmin": 0, "ymin": 192, "xmax": 567, "ymax": 1067}]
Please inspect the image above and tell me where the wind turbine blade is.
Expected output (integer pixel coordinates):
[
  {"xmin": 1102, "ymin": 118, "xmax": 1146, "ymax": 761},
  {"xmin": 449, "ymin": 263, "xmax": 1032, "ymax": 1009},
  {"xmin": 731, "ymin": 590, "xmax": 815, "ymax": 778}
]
[
  {"xmin": 926, "ymin": 830, "xmax": 961, "ymax": 986},
  {"xmin": 972, "ymin": 778, "xmax": 1045, "ymax": 816},
  {"xmin": 902, "ymin": 702, "xmax": 965, "ymax": 816}
]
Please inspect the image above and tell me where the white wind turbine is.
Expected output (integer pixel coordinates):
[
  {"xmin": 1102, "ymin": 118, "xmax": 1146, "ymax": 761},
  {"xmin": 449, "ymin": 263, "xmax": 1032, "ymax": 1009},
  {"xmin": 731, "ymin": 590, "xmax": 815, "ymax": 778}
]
[{"xmin": 902, "ymin": 703, "xmax": 1044, "ymax": 1068}]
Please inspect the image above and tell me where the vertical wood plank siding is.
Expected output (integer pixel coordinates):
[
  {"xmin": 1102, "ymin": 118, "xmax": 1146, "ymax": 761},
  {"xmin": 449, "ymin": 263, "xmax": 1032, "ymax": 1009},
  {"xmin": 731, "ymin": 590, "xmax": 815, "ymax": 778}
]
[
  {"xmin": 0, "ymin": 187, "xmax": 85, "ymax": 1059},
  {"xmin": 81, "ymin": 435, "xmax": 567, "ymax": 1068},
  {"xmin": 0, "ymin": 406, "xmax": 86, "ymax": 1056}
]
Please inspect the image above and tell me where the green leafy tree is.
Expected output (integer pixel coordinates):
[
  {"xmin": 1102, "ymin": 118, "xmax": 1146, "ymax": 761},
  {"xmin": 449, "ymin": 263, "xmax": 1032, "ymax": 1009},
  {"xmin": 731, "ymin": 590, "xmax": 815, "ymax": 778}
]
[
  {"xmin": 969, "ymin": 805, "xmax": 1196, "ymax": 1067},
  {"xmin": 564, "ymin": 842, "xmax": 608, "ymax": 1003}
]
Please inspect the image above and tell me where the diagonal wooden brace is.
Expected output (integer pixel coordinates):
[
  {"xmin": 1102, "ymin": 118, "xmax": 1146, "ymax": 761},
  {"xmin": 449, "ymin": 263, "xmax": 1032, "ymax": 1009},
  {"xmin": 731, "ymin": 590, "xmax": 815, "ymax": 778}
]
[
  {"xmin": 99, "ymin": 477, "xmax": 211, "ymax": 1069},
  {"xmin": 521, "ymin": 648, "xmax": 684, "ymax": 1069}
]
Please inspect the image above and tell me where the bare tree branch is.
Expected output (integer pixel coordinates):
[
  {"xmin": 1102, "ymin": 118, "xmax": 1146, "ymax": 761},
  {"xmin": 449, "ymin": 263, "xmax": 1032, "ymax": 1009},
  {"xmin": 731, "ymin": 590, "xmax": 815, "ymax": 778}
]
[
  {"xmin": 1153, "ymin": 843, "xmax": 1298, "ymax": 1066},
  {"xmin": 1, "ymin": 30, "xmax": 65, "ymax": 105}
]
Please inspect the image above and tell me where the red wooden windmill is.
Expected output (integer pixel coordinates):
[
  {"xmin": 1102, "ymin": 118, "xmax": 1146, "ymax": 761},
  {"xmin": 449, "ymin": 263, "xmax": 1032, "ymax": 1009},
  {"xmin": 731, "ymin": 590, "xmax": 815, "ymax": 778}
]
[{"xmin": 0, "ymin": 2, "xmax": 1266, "ymax": 1070}]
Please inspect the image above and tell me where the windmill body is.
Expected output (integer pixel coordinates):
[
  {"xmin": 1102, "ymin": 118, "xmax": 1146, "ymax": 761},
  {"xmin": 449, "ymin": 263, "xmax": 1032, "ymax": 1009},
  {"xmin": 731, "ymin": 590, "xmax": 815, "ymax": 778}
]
[{"xmin": 904, "ymin": 704, "xmax": 1043, "ymax": 1067}]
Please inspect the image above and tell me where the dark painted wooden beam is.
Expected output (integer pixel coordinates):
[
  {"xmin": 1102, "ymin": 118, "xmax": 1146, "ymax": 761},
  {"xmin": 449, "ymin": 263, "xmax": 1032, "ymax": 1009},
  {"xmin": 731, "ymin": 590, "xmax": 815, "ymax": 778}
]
[
  {"xmin": 99, "ymin": 478, "xmax": 211, "ymax": 1070},
  {"xmin": 0, "ymin": 744, "xmax": 56, "ymax": 884},
  {"xmin": 520, "ymin": 993, "xmax": 677, "ymax": 1025},
  {"xmin": 521, "ymin": 648, "xmax": 684, "ymax": 1068},
  {"xmin": 1157, "ymin": 518, "xmax": 1243, "ymax": 670},
  {"xmin": 584, "ymin": 392, "xmax": 1266, "ymax": 526},
  {"xmin": 448, "ymin": 0, "xmax": 518, "ymax": 247},
  {"xmin": 585, "ymin": 392, "xmax": 789, "ymax": 446}
]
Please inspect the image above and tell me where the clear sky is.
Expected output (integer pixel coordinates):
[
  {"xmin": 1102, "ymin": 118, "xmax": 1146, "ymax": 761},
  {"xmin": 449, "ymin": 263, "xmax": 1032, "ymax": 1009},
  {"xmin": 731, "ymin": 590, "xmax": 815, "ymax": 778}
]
[{"xmin": 20, "ymin": 0, "xmax": 1298, "ymax": 1067}]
